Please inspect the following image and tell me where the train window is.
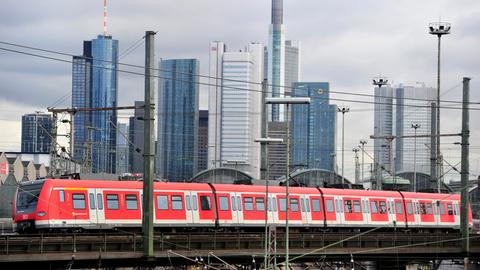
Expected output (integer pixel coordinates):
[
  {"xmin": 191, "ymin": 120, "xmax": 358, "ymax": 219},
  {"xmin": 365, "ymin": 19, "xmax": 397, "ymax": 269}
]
[
  {"xmin": 89, "ymin": 193, "xmax": 96, "ymax": 210},
  {"xmin": 59, "ymin": 190, "xmax": 65, "ymax": 202},
  {"xmin": 219, "ymin": 196, "xmax": 229, "ymax": 211},
  {"xmin": 256, "ymin": 198, "xmax": 265, "ymax": 211},
  {"xmin": 300, "ymin": 198, "xmax": 306, "ymax": 212},
  {"xmin": 439, "ymin": 203, "xmax": 446, "ymax": 215},
  {"xmin": 106, "ymin": 194, "xmax": 119, "ymax": 210},
  {"xmin": 305, "ymin": 199, "xmax": 310, "ymax": 212},
  {"xmin": 353, "ymin": 200, "xmax": 361, "ymax": 213},
  {"xmin": 200, "ymin": 196, "xmax": 211, "ymax": 211},
  {"xmin": 72, "ymin": 194, "xmax": 86, "ymax": 210},
  {"xmin": 406, "ymin": 202, "xmax": 413, "ymax": 215},
  {"xmin": 312, "ymin": 199, "xmax": 321, "ymax": 212},
  {"xmin": 244, "ymin": 197, "xmax": 254, "ymax": 211},
  {"xmin": 279, "ymin": 198, "xmax": 287, "ymax": 212},
  {"xmin": 231, "ymin": 196, "xmax": 236, "ymax": 211},
  {"xmin": 426, "ymin": 203, "xmax": 433, "ymax": 215},
  {"xmin": 237, "ymin": 196, "xmax": 242, "ymax": 211},
  {"xmin": 326, "ymin": 199, "xmax": 334, "ymax": 213},
  {"xmin": 395, "ymin": 202, "xmax": 403, "ymax": 214},
  {"xmin": 193, "ymin": 195, "xmax": 198, "ymax": 210},
  {"xmin": 126, "ymin": 195, "xmax": 138, "ymax": 210},
  {"xmin": 447, "ymin": 204, "xmax": 453, "ymax": 215},
  {"xmin": 344, "ymin": 200, "xmax": 352, "ymax": 213},
  {"xmin": 379, "ymin": 201, "xmax": 387, "ymax": 214},
  {"xmin": 419, "ymin": 203, "xmax": 426, "ymax": 215},
  {"xmin": 186, "ymin": 195, "xmax": 191, "ymax": 210},
  {"xmin": 371, "ymin": 201, "xmax": 378, "ymax": 214},
  {"xmin": 172, "ymin": 196, "xmax": 183, "ymax": 210},
  {"xmin": 290, "ymin": 198, "xmax": 299, "ymax": 212},
  {"xmin": 157, "ymin": 195, "xmax": 168, "ymax": 210},
  {"xmin": 97, "ymin": 194, "xmax": 103, "ymax": 210}
]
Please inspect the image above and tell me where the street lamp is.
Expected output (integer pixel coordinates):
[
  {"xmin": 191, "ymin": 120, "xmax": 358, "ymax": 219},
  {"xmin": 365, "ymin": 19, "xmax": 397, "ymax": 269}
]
[
  {"xmin": 254, "ymin": 137, "xmax": 283, "ymax": 270},
  {"xmin": 359, "ymin": 140, "xmax": 367, "ymax": 184},
  {"xmin": 429, "ymin": 21, "xmax": 450, "ymax": 193},
  {"xmin": 412, "ymin": 123, "xmax": 421, "ymax": 192},
  {"xmin": 337, "ymin": 106, "xmax": 350, "ymax": 186},
  {"xmin": 265, "ymin": 97, "xmax": 310, "ymax": 270}
]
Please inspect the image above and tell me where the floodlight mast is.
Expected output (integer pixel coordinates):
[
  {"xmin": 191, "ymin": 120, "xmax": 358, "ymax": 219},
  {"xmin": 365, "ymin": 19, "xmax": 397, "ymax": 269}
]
[
  {"xmin": 429, "ymin": 21, "xmax": 451, "ymax": 193},
  {"xmin": 372, "ymin": 76, "xmax": 388, "ymax": 190}
]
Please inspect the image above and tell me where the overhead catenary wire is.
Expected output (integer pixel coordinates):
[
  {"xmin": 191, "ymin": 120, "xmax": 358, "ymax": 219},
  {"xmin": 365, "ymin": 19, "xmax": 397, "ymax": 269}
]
[
  {"xmin": 1, "ymin": 45, "xmax": 480, "ymax": 112},
  {"xmin": 0, "ymin": 40, "xmax": 479, "ymax": 106}
]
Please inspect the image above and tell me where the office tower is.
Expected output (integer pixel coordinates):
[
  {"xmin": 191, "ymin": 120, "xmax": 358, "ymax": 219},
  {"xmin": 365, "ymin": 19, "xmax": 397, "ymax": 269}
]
[
  {"xmin": 373, "ymin": 86, "xmax": 394, "ymax": 174},
  {"xmin": 395, "ymin": 85, "xmax": 436, "ymax": 174},
  {"xmin": 208, "ymin": 42, "xmax": 264, "ymax": 179},
  {"xmin": 267, "ymin": 121, "xmax": 288, "ymax": 179},
  {"xmin": 116, "ymin": 123, "xmax": 129, "ymax": 174},
  {"xmin": 197, "ymin": 110, "xmax": 209, "ymax": 173},
  {"xmin": 21, "ymin": 113, "xmax": 52, "ymax": 153},
  {"xmin": 268, "ymin": 0, "xmax": 286, "ymax": 122},
  {"xmin": 157, "ymin": 59, "xmax": 199, "ymax": 182},
  {"xmin": 292, "ymin": 82, "xmax": 336, "ymax": 171},
  {"xmin": 128, "ymin": 101, "xmax": 144, "ymax": 174},
  {"xmin": 284, "ymin": 40, "xmax": 300, "ymax": 97},
  {"xmin": 72, "ymin": 35, "xmax": 118, "ymax": 173}
]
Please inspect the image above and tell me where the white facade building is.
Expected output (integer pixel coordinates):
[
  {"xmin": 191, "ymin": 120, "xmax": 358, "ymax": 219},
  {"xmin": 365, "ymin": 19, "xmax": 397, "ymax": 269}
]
[{"xmin": 208, "ymin": 42, "xmax": 264, "ymax": 179}]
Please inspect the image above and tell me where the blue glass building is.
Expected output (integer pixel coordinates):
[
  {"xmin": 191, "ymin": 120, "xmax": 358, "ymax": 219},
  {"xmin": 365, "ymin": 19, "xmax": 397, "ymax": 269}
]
[
  {"xmin": 21, "ymin": 113, "xmax": 52, "ymax": 153},
  {"xmin": 292, "ymin": 82, "xmax": 337, "ymax": 171},
  {"xmin": 72, "ymin": 35, "xmax": 118, "ymax": 173},
  {"xmin": 157, "ymin": 59, "xmax": 199, "ymax": 181}
]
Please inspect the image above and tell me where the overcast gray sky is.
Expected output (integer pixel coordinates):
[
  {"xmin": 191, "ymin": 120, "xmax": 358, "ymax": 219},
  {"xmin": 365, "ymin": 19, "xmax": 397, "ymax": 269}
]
[{"xmin": 0, "ymin": 0, "xmax": 479, "ymax": 181}]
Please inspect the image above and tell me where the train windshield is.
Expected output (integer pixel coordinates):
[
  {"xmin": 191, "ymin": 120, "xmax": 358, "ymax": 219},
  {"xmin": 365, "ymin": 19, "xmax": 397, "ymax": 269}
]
[{"xmin": 16, "ymin": 183, "xmax": 43, "ymax": 214}]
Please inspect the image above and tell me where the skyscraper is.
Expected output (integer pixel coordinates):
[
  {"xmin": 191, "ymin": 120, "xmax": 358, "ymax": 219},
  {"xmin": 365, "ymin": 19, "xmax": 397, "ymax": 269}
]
[
  {"xmin": 208, "ymin": 42, "xmax": 264, "ymax": 179},
  {"xmin": 116, "ymin": 123, "xmax": 129, "ymax": 174},
  {"xmin": 197, "ymin": 110, "xmax": 209, "ymax": 173},
  {"xmin": 284, "ymin": 40, "xmax": 300, "ymax": 97},
  {"xmin": 21, "ymin": 113, "xmax": 52, "ymax": 153},
  {"xmin": 129, "ymin": 101, "xmax": 144, "ymax": 174},
  {"xmin": 72, "ymin": 35, "xmax": 119, "ymax": 173},
  {"xmin": 373, "ymin": 84, "xmax": 437, "ymax": 176},
  {"xmin": 395, "ymin": 85, "xmax": 436, "ymax": 174},
  {"xmin": 157, "ymin": 59, "xmax": 199, "ymax": 182},
  {"xmin": 292, "ymin": 82, "xmax": 336, "ymax": 171},
  {"xmin": 268, "ymin": 0, "xmax": 286, "ymax": 122}
]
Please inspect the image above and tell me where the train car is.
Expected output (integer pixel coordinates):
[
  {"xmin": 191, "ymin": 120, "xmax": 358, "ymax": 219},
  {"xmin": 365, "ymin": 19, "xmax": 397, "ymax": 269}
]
[{"xmin": 12, "ymin": 179, "xmax": 472, "ymax": 233}]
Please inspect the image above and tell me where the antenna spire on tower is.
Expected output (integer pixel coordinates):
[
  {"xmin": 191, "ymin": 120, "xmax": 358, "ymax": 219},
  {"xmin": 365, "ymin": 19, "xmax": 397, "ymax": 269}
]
[{"xmin": 103, "ymin": 0, "xmax": 108, "ymax": 36}]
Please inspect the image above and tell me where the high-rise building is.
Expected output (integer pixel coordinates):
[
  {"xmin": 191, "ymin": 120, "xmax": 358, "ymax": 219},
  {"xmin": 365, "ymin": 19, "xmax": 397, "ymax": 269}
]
[
  {"xmin": 128, "ymin": 101, "xmax": 144, "ymax": 174},
  {"xmin": 267, "ymin": 121, "xmax": 288, "ymax": 179},
  {"xmin": 208, "ymin": 42, "xmax": 264, "ymax": 179},
  {"xmin": 72, "ymin": 35, "xmax": 118, "ymax": 173},
  {"xmin": 268, "ymin": 0, "xmax": 286, "ymax": 122},
  {"xmin": 157, "ymin": 59, "xmax": 199, "ymax": 182},
  {"xmin": 197, "ymin": 110, "xmax": 209, "ymax": 173},
  {"xmin": 21, "ymin": 113, "xmax": 52, "ymax": 153},
  {"xmin": 292, "ymin": 82, "xmax": 336, "ymax": 171},
  {"xmin": 284, "ymin": 40, "xmax": 300, "ymax": 97},
  {"xmin": 116, "ymin": 123, "xmax": 129, "ymax": 174},
  {"xmin": 373, "ymin": 84, "xmax": 437, "ymax": 176},
  {"xmin": 395, "ymin": 85, "xmax": 436, "ymax": 174}
]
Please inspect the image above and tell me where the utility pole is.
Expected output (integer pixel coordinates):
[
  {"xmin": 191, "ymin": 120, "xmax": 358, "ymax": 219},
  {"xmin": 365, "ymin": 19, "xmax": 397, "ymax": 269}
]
[
  {"xmin": 460, "ymin": 77, "xmax": 470, "ymax": 258},
  {"xmin": 142, "ymin": 30, "xmax": 156, "ymax": 260},
  {"xmin": 49, "ymin": 112, "xmax": 58, "ymax": 177},
  {"xmin": 353, "ymin": 148, "xmax": 360, "ymax": 184},
  {"xmin": 430, "ymin": 102, "xmax": 437, "ymax": 191},
  {"xmin": 338, "ymin": 106, "xmax": 350, "ymax": 186}
]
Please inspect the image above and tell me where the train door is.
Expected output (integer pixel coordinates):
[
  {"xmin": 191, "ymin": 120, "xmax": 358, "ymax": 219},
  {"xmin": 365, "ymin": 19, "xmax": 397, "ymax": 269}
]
[
  {"xmin": 229, "ymin": 193, "xmax": 240, "ymax": 225},
  {"xmin": 184, "ymin": 192, "xmax": 195, "ymax": 226},
  {"xmin": 334, "ymin": 197, "xmax": 344, "ymax": 225},
  {"xmin": 362, "ymin": 198, "xmax": 371, "ymax": 225},
  {"xmin": 300, "ymin": 195, "xmax": 309, "ymax": 224},
  {"xmin": 88, "ymin": 189, "xmax": 98, "ymax": 226}
]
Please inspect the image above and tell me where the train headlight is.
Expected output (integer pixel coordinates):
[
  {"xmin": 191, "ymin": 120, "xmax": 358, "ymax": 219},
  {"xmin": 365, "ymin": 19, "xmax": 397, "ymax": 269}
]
[{"xmin": 37, "ymin": 211, "xmax": 46, "ymax": 217}]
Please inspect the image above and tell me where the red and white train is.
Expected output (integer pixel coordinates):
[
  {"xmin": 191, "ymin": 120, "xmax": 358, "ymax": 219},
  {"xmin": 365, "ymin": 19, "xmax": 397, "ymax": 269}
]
[{"xmin": 13, "ymin": 179, "xmax": 472, "ymax": 232}]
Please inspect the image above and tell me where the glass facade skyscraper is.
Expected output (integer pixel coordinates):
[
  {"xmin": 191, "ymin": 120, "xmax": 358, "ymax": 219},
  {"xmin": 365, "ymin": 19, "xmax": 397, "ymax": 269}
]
[
  {"xmin": 72, "ymin": 35, "xmax": 118, "ymax": 173},
  {"xmin": 292, "ymin": 82, "xmax": 337, "ymax": 171},
  {"xmin": 157, "ymin": 59, "xmax": 199, "ymax": 182},
  {"xmin": 21, "ymin": 113, "xmax": 52, "ymax": 153}
]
